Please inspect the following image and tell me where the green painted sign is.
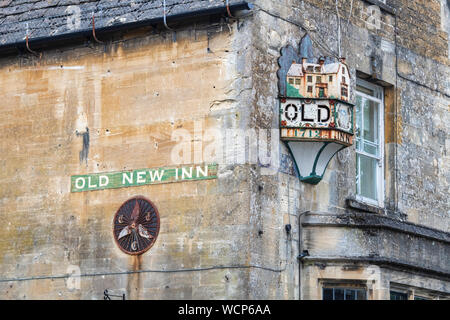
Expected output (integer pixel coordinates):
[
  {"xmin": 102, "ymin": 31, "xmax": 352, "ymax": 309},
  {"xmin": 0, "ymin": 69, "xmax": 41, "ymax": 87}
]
[{"xmin": 71, "ymin": 163, "xmax": 218, "ymax": 193}]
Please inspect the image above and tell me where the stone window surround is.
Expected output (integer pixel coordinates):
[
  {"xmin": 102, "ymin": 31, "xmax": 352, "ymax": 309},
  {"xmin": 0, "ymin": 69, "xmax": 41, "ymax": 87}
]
[
  {"xmin": 363, "ymin": 0, "xmax": 396, "ymax": 15},
  {"xmin": 390, "ymin": 283, "xmax": 448, "ymax": 300},
  {"xmin": 320, "ymin": 279, "xmax": 368, "ymax": 300}
]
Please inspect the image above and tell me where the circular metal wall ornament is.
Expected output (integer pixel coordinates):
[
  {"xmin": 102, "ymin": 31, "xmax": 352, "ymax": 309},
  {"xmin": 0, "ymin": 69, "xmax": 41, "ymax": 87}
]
[{"xmin": 113, "ymin": 196, "xmax": 160, "ymax": 255}]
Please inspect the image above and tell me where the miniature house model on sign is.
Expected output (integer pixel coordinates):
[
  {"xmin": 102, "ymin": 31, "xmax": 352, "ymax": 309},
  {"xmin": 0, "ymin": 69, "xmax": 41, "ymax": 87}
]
[
  {"xmin": 286, "ymin": 57, "xmax": 350, "ymax": 101},
  {"xmin": 278, "ymin": 36, "xmax": 355, "ymax": 184}
]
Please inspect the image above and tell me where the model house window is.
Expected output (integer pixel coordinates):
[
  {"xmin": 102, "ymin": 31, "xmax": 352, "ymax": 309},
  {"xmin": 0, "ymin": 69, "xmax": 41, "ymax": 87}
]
[
  {"xmin": 295, "ymin": 78, "xmax": 301, "ymax": 85},
  {"xmin": 355, "ymin": 79, "xmax": 384, "ymax": 206},
  {"xmin": 307, "ymin": 75, "xmax": 312, "ymax": 82},
  {"xmin": 342, "ymin": 76, "xmax": 346, "ymax": 84},
  {"xmin": 323, "ymin": 287, "xmax": 367, "ymax": 300},
  {"xmin": 329, "ymin": 75, "xmax": 333, "ymax": 82},
  {"xmin": 307, "ymin": 86, "xmax": 313, "ymax": 93},
  {"xmin": 288, "ymin": 78, "xmax": 294, "ymax": 84},
  {"xmin": 316, "ymin": 76, "xmax": 321, "ymax": 83},
  {"xmin": 341, "ymin": 87, "xmax": 348, "ymax": 97}
]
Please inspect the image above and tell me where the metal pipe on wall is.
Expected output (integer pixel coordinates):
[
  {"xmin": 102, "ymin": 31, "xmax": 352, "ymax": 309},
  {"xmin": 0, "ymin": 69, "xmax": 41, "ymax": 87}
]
[{"xmin": 297, "ymin": 210, "xmax": 310, "ymax": 300}]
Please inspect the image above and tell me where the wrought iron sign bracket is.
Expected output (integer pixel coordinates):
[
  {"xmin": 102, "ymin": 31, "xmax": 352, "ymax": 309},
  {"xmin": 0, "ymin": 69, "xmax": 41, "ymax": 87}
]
[{"xmin": 104, "ymin": 289, "xmax": 126, "ymax": 300}]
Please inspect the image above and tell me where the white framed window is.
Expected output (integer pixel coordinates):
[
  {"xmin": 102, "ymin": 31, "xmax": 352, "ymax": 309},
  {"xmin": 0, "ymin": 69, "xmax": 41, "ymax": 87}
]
[{"xmin": 355, "ymin": 79, "xmax": 384, "ymax": 207}]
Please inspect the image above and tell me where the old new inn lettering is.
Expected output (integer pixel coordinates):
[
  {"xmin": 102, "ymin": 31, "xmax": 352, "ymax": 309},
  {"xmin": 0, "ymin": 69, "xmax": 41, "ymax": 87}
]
[{"xmin": 71, "ymin": 163, "xmax": 218, "ymax": 192}]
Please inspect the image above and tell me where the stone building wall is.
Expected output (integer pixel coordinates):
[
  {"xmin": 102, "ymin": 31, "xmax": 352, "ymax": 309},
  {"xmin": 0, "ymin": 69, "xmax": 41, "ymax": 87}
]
[
  {"xmin": 0, "ymin": 0, "xmax": 448, "ymax": 299},
  {"xmin": 0, "ymin": 22, "xmax": 262, "ymax": 299},
  {"xmin": 245, "ymin": 0, "xmax": 449, "ymax": 299}
]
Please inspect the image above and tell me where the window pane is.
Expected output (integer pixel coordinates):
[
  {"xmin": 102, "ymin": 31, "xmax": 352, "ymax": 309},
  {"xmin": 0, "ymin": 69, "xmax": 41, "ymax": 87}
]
[
  {"xmin": 323, "ymin": 288, "xmax": 367, "ymax": 300},
  {"xmin": 363, "ymin": 99, "xmax": 379, "ymax": 144},
  {"xmin": 357, "ymin": 154, "xmax": 378, "ymax": 200},
  {"xmin": 334, "ymin": 288, "xmax": 345, "ymax": 300},
  {"xmin": 390, "ymin": 291, "xmax": 408, "ymax": 300},
  {"xmin": 356, "ymin": 84, "xmax": 375, "ymax": 96},
  {"xmin": 356, "ymin": 290, "xmax": 367, "ymax": 300},
  {"xmin": 323, "ymin": 288, "xmax": 333, "ymax": 300},
  {"xmin": 363, "ymin": 142, "xmax": 378, "ymax": 156},
  {"xmin": 345, "ymin": 289, "xmax": 355, "ymax": 300},
  {"xmin": 355, "ymin": 82, "xmax": 383, "ymax": 204}
]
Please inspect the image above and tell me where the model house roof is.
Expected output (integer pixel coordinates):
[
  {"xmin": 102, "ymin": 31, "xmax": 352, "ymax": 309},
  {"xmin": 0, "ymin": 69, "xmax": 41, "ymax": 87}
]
[
  {"xmin": 0, "ymin": 0, "xmax": 250, "ymax": 49},
  {"xmin": 287, "ymin": 63, "xmax": 303, "ymax": 77},
  {"xmin": 286, "ymin": 60, "xmax": 347, "ymax": 78}
]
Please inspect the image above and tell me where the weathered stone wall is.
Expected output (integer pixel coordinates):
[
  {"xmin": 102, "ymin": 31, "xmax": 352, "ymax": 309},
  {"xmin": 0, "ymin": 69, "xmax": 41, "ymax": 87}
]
[
  {"xmin": 0, "ymin": 23, "xmax": 263, "ymax": 299},
  {"xmin": 244, "ymin": 0, "xmax": 449, "ymax": 299},
  {"xmin": 0, "ymin": 0, "xmax": 448, "ymax": 300}
]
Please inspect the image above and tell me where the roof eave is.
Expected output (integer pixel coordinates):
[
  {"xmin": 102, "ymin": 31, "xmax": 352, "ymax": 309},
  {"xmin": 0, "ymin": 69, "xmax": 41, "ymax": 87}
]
[{"xmin": 0, "ymin": 1, "xmax": 252, "ymax": 54}]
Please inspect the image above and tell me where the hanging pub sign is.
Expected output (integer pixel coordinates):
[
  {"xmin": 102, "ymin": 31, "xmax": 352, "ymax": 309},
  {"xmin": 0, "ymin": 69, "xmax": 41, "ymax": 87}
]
[{"xmin": 277, "ymin": 35, "xmax": 355, "ymax": 184}]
